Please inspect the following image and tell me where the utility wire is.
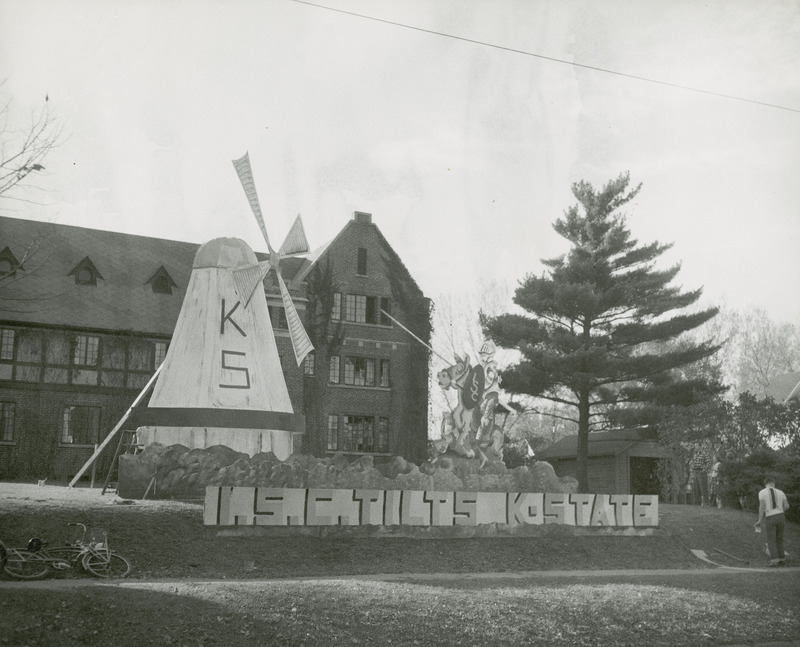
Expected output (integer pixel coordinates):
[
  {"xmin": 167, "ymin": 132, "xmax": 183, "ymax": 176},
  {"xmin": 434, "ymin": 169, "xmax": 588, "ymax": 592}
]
[{"xmin": 289, "ymin": 0, "xmax": 800, "ymax": 114}]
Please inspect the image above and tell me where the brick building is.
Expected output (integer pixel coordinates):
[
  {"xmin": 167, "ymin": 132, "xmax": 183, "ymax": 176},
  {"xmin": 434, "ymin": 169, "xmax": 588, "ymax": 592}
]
[{"xmin": 0, "ymin": 212, "xmax": 430, "ymax": 480}]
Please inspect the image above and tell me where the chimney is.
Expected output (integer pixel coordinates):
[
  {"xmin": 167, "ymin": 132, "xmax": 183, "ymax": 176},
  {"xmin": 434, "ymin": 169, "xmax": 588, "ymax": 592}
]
[{"xmin": 353, "ymin": 211, "xmax": 372, "ymax": 224}]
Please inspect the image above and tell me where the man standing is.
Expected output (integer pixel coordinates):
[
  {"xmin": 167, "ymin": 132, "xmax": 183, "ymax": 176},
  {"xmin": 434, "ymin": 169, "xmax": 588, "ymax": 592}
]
[{"xmin": 755, "ymin": 476, "xmax": 790, "ymax": 566}]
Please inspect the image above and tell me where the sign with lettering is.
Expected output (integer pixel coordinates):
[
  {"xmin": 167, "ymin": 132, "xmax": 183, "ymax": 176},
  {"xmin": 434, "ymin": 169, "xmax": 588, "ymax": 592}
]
[{"xmin": 204, "ymin": 487, "xmax": 658, "ymax": 528}]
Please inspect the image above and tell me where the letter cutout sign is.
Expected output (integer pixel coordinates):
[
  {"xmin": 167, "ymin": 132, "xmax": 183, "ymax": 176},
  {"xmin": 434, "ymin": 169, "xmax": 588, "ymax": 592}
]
[{"xmin": 205, "ymin": 487, "xmax": 659, "ymax": 528}]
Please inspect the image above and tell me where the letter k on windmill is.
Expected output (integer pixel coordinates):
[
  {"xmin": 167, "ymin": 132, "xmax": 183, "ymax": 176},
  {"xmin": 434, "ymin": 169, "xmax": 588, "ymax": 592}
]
[{"xmin": 136, "ymin": 152, "xmax": 313, "ymax": 459}]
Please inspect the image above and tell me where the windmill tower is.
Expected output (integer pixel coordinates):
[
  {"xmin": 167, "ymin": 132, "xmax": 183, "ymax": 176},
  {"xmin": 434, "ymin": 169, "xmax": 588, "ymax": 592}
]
[{"xmin": 135, "ymin": 153, "xmax": 313, "ymax": 460}]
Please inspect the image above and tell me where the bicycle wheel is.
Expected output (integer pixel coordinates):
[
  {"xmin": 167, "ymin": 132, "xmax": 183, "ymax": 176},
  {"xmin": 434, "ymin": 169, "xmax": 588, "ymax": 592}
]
[
  {"xmin": 0, "ymin": 541, "xmax": 7, "ymax": 570},
  {"xmin": 81, "ymin": 551, "xmax": 131, "ymax": 578},
  {"xmin": 3, "ymin": 549, "xmax": 49, "ymax": 580}
]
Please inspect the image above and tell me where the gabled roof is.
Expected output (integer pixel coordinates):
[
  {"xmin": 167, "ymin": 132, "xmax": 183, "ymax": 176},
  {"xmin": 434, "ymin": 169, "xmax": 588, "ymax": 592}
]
[
  {"xmin": 537, "ymin": 427, "xmax": 669, "ymax": 460},
  {"xmin": 0, "ymin": 216, "xmax": 198, "ymax": 336},
  {"xmin": 765, "ymin": 372, "xmax": 800, "ymax": 404},
  {"xmin": 294, "ymin": 216, "xmax": 425, "ymax": 300}
]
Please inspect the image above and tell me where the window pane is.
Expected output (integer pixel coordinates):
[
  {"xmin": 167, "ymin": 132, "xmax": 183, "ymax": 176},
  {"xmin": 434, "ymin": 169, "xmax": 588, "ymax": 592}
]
[
  {"xmin": 62, "ymin": 405, "xmax": 101, "ymax": 445},
  {"xmin": 0, "ymin": 402, "xmax": 15, "ymax": 441},
  {"xmin": 365, "ymin": 359, "xmax": 375, "ymax": 386},
  {"xmin": 380, "ymin": 360, "xmax": 390, "ymax": 387},
  {"xmin": 154, "ymin": 341, "xmax": 168, "ymax": 367},
  {"xmin": 0, "ymin": 329, "xmax": 14, "ymax": 360},
  {"xmin": 62, "ymin": 407, "xmax": 73, "ymax": 443},
  {"xmin": 354, "ymin": 358, "xmax": 365, "ymax": 386},
  {"xmin": 304, "ymin": 352, "xmax": 315, "ymax": 375},
  {"xmin": 74, "ymin": 335, "xmax": 99, "ymax": 366},
  {"xmin": 344, "ymin": 295, "xmax": 355, "ymax": 322},
  {"xmin": 344, "ymin": 357, "xmax": 355, "ymax": 385},
  {"xmin": 331, "ymin": 293, "xmax": 341, "ymax": 320},
  {"xmin": 327, "ymin": 414, "xmax": 338, "ymax": 450},
  {"xmin": 355, "ymin": 296, "xmax": 366, "ymax": 323},
  {"xmin": 329, "ymin": 356, "xmax": 340, "ymax": 383},
  {"xmin": 359, "ymin": 417, "xmax": 374, "ymax": 452},
  {"xmin": 341, "ymin": 418, "xmax": 355, "ymax": 451},
  {"xmin": 377, "ymin": 418, "xmax": 389, "ymax": 452}
]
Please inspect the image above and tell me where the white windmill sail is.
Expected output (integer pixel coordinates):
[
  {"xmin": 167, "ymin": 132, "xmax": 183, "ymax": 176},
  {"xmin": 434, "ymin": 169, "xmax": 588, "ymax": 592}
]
[
  {"xmin": 279, "ymin": 215, "xmax": 310, "ymax": 256},
  {"xmin": 231, "ymin": 152, "xmax": 314, "ymax": 366},
  {"xmin": 232, "ymin": 260, "xmax": 271, "ymax": 308},
  {"xmin": 232, "ymin": 152, "xmax": 272, "ymax": 250},
  {"xmin": 277, "ymin": 272, "xmax": 314, "ymax": 365}
]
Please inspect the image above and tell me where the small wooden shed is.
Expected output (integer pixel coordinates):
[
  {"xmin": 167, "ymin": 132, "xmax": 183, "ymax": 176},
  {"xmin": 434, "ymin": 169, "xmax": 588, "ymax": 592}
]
[{"xmin": 537, "ymin": 427, "xmax": 670, "ymax": 495}]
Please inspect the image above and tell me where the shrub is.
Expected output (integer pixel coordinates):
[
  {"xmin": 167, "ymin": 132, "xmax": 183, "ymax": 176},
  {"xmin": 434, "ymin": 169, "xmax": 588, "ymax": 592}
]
[{"xmin": 718, "ymin": 449, "xmax": 800, "ymax": 522}]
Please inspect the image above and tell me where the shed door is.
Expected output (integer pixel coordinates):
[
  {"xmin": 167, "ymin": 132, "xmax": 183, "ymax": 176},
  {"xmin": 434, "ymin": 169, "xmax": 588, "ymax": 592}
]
[{"xmin": 629, "ymin": 457, "xmax": 661, "ymax": 495}]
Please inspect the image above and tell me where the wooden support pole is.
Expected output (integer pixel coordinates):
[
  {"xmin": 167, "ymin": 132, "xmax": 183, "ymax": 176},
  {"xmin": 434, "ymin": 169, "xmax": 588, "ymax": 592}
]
[
  {"xmin": 101, "ymin": 429, "xmax": 129, "ymax": 495},
  {"xmin": 68, "ymin": 363, "xmax": 163, "ymax": 488},
  {"xmin": 90, "ymin": 443, "xmax": 98, "ymax": 488}
]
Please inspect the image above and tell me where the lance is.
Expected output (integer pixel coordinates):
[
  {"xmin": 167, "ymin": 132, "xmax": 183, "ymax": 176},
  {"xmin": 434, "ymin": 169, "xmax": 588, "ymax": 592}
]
[{"xmin": 380, "ymin": 309, "xmax": 451, "ymax": 364}]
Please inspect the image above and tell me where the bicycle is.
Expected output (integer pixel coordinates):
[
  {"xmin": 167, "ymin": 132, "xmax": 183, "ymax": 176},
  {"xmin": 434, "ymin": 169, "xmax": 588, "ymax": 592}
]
[{"xmin": 2, "ymin": 523, "xmax": 131, "ymax": 580}]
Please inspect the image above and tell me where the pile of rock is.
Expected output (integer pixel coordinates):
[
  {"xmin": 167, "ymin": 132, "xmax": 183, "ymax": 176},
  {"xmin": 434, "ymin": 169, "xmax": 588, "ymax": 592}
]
[{"xmin": 118, "ymin": 443, "xmax": 577, "ymax": 500}]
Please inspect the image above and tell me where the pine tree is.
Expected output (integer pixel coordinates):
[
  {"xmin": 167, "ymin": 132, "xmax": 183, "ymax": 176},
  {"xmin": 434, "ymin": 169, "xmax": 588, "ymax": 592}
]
[{"xmin": 482, "ymin": 172, "xmax": 723, "ymax": 492}]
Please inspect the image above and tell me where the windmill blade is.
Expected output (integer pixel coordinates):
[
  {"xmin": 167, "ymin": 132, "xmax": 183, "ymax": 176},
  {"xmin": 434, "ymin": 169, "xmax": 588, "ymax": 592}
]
[
  {"xmin": 232, "ymin": 260, "xmax": 271, "ymax": 308},
  {"xmin": 276, "ymin": 272, "xmax": 314, "ymax": 366},
  {"xmin": 279, "ymin": 214, "xmax": 310, "ymax": 256},
  {"xmin": 232, "ymin": 152, "xmax": 273, "ymax": 252}
]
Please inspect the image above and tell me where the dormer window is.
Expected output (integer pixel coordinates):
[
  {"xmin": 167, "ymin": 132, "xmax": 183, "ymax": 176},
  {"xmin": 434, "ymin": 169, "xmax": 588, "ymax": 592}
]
[
  {"xmin": 145, "ymin": 266, "xmax": 178, "ymax": 295},
  {"xmin": 0, "ymin": 247, "xmax": 22, "ymax": 277},
  {"xmin": 68, "ymin": 257, "xmax": 103, "ymax": 286}
]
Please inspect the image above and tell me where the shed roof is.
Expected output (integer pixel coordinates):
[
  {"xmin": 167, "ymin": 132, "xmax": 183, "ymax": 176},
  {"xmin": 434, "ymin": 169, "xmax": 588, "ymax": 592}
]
[{"xmin": 537, "ymin": 427, "xmax": 668, "ymax": 460}]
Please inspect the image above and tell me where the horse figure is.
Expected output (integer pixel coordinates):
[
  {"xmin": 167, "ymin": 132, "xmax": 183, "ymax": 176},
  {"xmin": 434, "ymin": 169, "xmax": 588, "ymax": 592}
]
[{"xmin": 435, "ymin": 353, "xmax": 487, "ymax": 461}]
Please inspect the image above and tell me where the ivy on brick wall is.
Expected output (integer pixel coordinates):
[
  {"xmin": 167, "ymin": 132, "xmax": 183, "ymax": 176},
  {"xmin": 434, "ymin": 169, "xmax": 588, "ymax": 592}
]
[{"xmin": 382, "ymin": 248, "xmax": 432, "ymax": 463}]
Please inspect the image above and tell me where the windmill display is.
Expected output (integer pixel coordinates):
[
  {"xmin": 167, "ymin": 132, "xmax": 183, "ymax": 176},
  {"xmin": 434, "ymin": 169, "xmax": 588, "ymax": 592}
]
[{"xmin": 134, "ymin": 152, "xmax": 314, "ymax": 460}]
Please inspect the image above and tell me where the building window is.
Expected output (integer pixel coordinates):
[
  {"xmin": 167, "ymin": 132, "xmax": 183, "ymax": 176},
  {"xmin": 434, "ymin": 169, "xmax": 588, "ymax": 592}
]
[
  {"xmin": 327, "ymin": 414, "xmax": 338, "ymax": 451},
  {"xmin": 339, "ymin": 356, "xmax": 387, "ymax": 388},
  {"xmin": 377, "ymin": 417, "xmax": 389, "ymax": 453},
  {"xmin": 357, "ymin": 248, "xmax": 367, "ymax": 276},
  {"xmin": 154, "ymin": 341, "xmax": 168, "ymax": 367},
  {"xmin": 329, "ymin": 356, "xmax": 340, "ymax": 383},
  {"xmin": 340, "ymin": 294, "xmax": 391, "ymax": 326},
  {"xmin": 145, "ymin": 266, "xmax": 177, "ymax": 294},
  {"xmin": 61, "ymin": 405, "xmax": 101, "ymax": 445},
  {"xmin": 152, "ymin": 275, "xmax": 170, "ymax": 294},
  {"xmin": 345, "ymin": 415, "xmax": 375, "ymax": 452},
  {"xmin": 327, "ymin": 415, "xmax": 389, "ymax": 454},
  {"xmin": 304, "ymin": 352, "xmax": 315, "ymax": 376},
  {"xmin": 73, "ymin": 335, "xmax": 99, "ymax": 366},
  {"xmin": 0, "ymin": 402, "xmax": 15, "ymax": 442},
  {"xmin": 331, "ymin": 293, "xmax": 342, "ymax": 321},
  {"xmin": 0, "ymin": 328, "xmax": 15, "ymax": 361},
  {"xmin": 379, "ymin": 360, "xmax": 390, "ymax": 387},
  {"xmin": 343, "ymin": 357, "xmax": 375, "ymax": 386},
  {"xmin": 0, "ymin": 246, "xmax": 21, "ymax": 277},
  {"xmin": 344, "ymin": 294, "xmax": 355, "ymax": 321},
  {"xmin": 344, "ymin": 294, "xmax": 367, "ymax": 323},
  {"xmin": 269, "ymin": 305, "xmax": 288, "ymax": 330},
  {"xmin": 68, "ymin": 257, "xmax": 103, "ymax": 286}
]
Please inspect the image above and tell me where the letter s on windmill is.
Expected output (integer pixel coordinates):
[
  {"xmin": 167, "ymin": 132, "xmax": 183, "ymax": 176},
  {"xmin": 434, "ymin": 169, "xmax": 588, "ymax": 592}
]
[{"xmin": 136, "ymin": 152, "xmax": 313, "ymax": 460}]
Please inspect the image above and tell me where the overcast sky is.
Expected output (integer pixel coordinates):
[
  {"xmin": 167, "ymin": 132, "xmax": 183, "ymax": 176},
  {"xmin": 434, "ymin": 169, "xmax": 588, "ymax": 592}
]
[{"xmin": 2, "ymin": 0, "xmax": 799, "ymax": 324}]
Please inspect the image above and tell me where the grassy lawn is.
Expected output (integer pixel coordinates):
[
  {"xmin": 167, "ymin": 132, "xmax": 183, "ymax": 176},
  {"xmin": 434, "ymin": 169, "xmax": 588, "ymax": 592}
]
[
  {"xmin": 1, "ymin": 482, "xmax": 799, "ymax": 646},
  {"xmin": 1, "ymin": 572, "xmax": 799, "ymax": 646}
]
